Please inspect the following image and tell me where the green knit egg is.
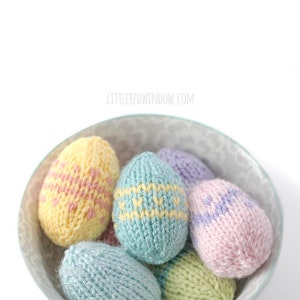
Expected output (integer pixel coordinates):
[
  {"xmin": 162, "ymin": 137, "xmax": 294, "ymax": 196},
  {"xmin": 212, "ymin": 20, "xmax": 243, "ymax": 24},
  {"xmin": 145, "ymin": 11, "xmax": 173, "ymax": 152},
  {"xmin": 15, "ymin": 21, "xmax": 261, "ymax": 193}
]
[{"xmin": 152, "ymin": 244, "xmax": 236, "ymax": 300}]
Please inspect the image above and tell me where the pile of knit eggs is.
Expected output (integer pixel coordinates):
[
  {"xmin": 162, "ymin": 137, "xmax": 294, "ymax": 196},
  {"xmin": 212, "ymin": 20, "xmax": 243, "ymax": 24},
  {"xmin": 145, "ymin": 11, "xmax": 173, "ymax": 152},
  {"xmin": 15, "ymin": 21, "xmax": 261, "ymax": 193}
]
[{"xmin": 37, "ymin": 136, "xmax": 273, "ymax": 300}]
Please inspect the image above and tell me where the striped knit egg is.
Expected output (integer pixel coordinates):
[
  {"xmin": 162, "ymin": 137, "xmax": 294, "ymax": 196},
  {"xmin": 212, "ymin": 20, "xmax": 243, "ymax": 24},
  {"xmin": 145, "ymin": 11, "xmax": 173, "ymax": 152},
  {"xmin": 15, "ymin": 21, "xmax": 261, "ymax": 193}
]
[
  {"xmin": 157, "ymin": 148, "xmax": 215, "ymax": 193},
  {"xmin": 189, "ymin": 178, "xmax": 273, "ymax": 278},
  {"xmin": 38, "ymin": 136, "xmax": 120, "ymax": 247},
  {"xmin": 59, "ymin": 242, "xmax": 161, "ymax": 300},
  {"xmin": 152, "ymin": 244, "xmax": 236, "ymax": 300},
  {"xmin": 113, "ymin": 152, "xmax": 188, "ymax": 264}
]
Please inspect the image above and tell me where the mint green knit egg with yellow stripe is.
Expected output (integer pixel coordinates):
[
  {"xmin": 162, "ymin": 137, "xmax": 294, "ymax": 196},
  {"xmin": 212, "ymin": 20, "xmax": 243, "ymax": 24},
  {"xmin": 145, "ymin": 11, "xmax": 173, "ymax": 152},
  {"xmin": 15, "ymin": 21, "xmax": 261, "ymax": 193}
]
[
  {"xmin": 152, "ymin": 244, "xmax": 236, "ymax": 300},
  {"xmin": 113, "ymin": 152, "xmax": 188, "ymax": 265}
]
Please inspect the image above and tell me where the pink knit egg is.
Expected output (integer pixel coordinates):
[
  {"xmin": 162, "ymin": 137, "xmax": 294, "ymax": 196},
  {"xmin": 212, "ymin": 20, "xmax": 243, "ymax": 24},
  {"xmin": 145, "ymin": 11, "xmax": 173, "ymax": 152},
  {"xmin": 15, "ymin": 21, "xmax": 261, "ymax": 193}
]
[{"xmin": 188, "ymin": 178, "xmax": 273, "ymax": 278}]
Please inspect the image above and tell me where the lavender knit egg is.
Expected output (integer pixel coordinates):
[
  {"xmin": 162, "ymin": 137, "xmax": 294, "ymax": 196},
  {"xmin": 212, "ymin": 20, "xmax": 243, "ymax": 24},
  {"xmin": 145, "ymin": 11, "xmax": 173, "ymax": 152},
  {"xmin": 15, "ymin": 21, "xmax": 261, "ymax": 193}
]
[
  {"xmin": 59, "ymin": 242, "xmax": 161, "ymax": 300},
  {"xmin": 113, "ymin": 152, "xmax": 188, "ymax": 265},
  {"xmin": 188, "ymin": 179, "xmax": 273, "ymax": 278},
  {"xmin": 156, "ymin": 148, "xmax": 215, "ymax": 193}
]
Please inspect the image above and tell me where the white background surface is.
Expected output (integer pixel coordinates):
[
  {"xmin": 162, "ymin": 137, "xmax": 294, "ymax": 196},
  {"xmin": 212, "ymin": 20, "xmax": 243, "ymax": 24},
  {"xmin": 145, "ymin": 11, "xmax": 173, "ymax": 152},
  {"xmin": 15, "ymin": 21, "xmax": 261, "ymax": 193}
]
[{"xmin": 1, "ymin": 1, "xmax": 300, "ymax": 299}]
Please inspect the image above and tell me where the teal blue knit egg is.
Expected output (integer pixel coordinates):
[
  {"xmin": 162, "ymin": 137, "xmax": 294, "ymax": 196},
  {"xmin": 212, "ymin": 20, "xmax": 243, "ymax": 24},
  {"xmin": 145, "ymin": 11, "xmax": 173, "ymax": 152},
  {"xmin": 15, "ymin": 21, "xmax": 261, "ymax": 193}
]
[
  {"xmin": 113, "ymin": 152, "xmax": 188, "ymax": 265},
  {"xmin": 59, "ymin": 242, "xmax": 161, "ymax": 300}
]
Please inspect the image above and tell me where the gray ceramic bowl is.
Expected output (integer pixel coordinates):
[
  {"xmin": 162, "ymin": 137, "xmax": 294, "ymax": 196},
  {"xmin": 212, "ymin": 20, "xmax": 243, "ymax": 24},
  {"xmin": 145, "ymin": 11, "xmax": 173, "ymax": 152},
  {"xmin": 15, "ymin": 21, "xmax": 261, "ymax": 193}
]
[{"xmin": 18, "ymin": 114, "xmax": 283, "ymax": 300}]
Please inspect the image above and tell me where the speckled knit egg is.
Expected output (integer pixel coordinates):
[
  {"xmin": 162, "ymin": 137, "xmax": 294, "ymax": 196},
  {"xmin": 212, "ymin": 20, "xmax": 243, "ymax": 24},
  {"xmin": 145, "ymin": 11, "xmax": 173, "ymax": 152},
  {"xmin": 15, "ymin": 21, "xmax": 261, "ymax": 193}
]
[
  {"xmin": 189, "ymin": 178, "xmax": 273, "ymax": 278},
  {"xmin": 38, "ymin": 136, "xmax": 120, "ymax": 247},
  {"xmin": 59, "ymin": 242, "xmax": 161, "ymax": 300},
  {"xmin": 113, "ymin": 152, "xmax": 188, "ymax": 264},
  {"xmin": 152, "ymin": 244, "xmax": 236, "ymax": 300},
  {"xmin": 157, "ymin": 148, "xmax": 215, "ymax": 193}
]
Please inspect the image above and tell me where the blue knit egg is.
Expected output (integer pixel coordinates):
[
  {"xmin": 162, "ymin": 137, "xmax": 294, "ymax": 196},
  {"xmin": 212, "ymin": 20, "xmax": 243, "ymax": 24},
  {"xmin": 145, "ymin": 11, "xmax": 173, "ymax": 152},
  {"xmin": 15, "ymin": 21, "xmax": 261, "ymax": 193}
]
[
  {"xmin": 113, "ymin": 152, "xmax": 188, "ymax": 265},
  {"xmin": 59, "ymin": 242, "xmax": 161, "ymax": 300}
]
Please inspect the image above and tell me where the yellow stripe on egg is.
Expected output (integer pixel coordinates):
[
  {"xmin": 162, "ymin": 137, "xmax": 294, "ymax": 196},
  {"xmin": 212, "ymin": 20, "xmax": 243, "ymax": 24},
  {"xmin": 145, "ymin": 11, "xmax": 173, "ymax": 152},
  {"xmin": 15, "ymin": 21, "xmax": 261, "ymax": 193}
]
[
  {"xmin": 118, "ymin": 209, "xmax": 188, "ymax": 221},
  {"xmin": 114, "ymin": 183, "xmax": 185, "ymax": 198}
]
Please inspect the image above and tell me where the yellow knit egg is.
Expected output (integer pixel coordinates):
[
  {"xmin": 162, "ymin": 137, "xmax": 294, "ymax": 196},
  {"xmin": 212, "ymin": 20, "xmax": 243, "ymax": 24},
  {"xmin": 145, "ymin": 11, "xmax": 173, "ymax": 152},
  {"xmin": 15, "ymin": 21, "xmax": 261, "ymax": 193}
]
[{"xmin": 38, "ymin": 136, "xmax": 120, "ymax": 247}]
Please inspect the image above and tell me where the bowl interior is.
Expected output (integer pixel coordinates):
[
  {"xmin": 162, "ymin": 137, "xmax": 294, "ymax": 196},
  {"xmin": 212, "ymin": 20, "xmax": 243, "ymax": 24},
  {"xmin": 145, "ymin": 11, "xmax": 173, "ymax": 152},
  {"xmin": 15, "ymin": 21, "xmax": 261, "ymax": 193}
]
[{"xmin": 18, "ymin": 114, "xmax": 282, "ymax": 300}]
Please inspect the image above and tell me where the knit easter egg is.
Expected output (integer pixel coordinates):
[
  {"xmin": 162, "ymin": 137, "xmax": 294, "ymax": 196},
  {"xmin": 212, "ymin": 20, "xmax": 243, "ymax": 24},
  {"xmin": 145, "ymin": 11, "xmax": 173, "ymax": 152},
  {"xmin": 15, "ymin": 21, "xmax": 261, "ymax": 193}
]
[
  {"xmin": 59, "ymin": 242, "xmax": 161, "ymax": 300},
  {"xmin": 38, "ymin": 136, "xmax": 120, "ymax": 247},
  {"xmin": 113, "ymin": 152, "xmax": 188, "ymax": 264},
  {"xmin": 152, "ymin": 244, "xmax": 236, "ymax": 300},
  {"xmin": 157, "ymin": 148, "xmax": 215, "ymax": 193},
  {"xmin": 189, "ymin": 178, "xmax": 273, "ymax": 278}
]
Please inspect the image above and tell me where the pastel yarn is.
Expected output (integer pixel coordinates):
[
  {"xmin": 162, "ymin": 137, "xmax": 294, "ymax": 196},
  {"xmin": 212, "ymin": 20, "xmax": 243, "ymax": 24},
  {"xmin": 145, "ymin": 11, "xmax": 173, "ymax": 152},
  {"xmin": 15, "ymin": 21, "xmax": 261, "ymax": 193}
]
[
  {"xmin": 38, "ymin": 136, "xmax": 120, "ymax": 247},
  {"xmin": 188, "ymin": 178, "xmax": 273, "ymax": 278},
  {"xmin": 157, "ymin": 148, "xmax": 215, "ymax": 192},
  {"xmin": 113, "ymin": 151, "xmax": 188, "ymax": 264},
  {"xmin": 59, "ymin": 241, "xmax": 161, "ymax": 300},
  {"xmin": 152, "ymin": 244, "xmax": 236, "ymax": 300}
]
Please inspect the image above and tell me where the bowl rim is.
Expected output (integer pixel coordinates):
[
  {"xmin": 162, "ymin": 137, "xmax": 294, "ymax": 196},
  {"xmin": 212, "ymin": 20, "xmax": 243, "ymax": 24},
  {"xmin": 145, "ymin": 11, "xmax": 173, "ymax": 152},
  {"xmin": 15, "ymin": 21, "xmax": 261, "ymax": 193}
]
[{"xmin": 18, "ymin": 113, "xmax": 283, "ymax": 300}]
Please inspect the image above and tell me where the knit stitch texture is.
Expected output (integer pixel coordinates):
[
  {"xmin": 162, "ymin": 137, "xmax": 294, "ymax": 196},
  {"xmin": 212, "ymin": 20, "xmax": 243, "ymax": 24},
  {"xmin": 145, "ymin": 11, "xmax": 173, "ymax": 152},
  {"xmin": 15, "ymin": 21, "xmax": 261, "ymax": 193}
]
[
  {"xmin": 157, "ymin": 148, "xmax": 215, "ymax": 193},
  {"xmin": 38, "ymin": 136, "xmax": 120, "ymax": 247},
  {"xmin": 188, "ymin": 178, "xmax": 273, "ymax": 278},
  {"xmin": 113, "ymin": 152, "xmax": 188, "ymax": 264},
  {"xmin": 59, "ymin": 241, "xmax": 161, "ymax": 300},
  {"xmin": 152, "ymin": 243, "xmax": 236, "ymax": 300}
]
